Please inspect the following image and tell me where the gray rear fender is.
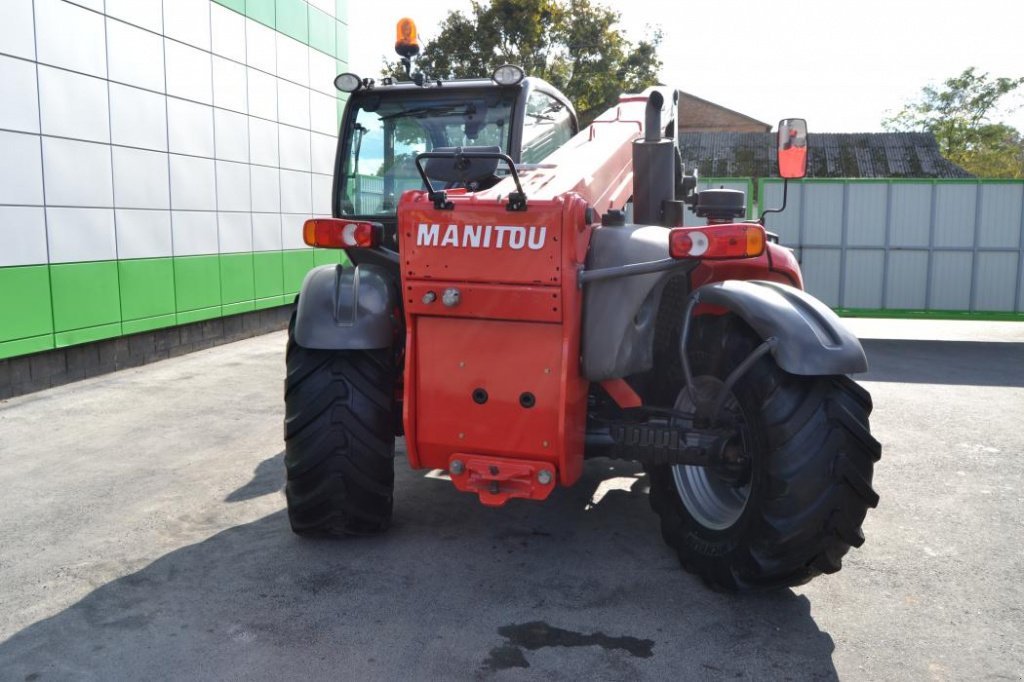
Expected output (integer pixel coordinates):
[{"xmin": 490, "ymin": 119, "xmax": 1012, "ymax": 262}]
[
  {"xmin": 581, "ymin": 224, "xmax": 689, "ymax": 381},
  {"xmin": 293, "ymin": 263, "xmax": 399, "ymax": 350},
  {"xmin": 693, "ymin": 280, "xmax": 868, "ymax": 375}
]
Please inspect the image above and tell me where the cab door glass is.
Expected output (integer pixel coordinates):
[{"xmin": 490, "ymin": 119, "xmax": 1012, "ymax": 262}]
[{"xmin": 520, "ymin": 91, "xmax": 573, "ymax": 164}]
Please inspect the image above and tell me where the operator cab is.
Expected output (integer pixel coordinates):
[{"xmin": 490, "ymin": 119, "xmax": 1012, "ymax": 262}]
[{"xmin": 331, "ymin": 25, "xmax": 578, "ymax": 267}]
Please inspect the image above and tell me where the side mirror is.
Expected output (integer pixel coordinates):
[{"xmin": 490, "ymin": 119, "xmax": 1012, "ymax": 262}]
[{"xmin": 777, "ymin": 118, "xmax": 808, "ymax": 179}]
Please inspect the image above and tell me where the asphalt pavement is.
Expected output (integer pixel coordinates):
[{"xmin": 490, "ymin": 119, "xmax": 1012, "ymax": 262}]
[{"xmin": 0, "ymin": 319, "xmax": 1022, "ymax": 681}]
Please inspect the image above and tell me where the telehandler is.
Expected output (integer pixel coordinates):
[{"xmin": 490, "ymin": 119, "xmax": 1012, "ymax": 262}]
[{"xmin": 284, "ymin": 20, "xmax": 880, "ymax": 590}]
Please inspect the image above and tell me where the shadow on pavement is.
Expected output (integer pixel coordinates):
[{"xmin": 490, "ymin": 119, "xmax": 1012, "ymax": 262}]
[
  {"xmin": 862, "ymin": 338, "xmax": 1024, "ymax": 387},
  {"xmin": 225, "ymin": 451, "xmax": 285, "ymax": 503},
  {"xmin": 0, "ymin": 460, "xmax": 837, "ymax": 680}
]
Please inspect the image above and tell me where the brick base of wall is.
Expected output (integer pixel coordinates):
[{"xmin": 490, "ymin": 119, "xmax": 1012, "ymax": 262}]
[{"xmin": 0, "ymin": 305, "xmax": 295, "ymax": 401}]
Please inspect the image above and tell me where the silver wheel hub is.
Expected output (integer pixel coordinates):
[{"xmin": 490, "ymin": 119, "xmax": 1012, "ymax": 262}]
[{"xmin": 671, "ymin": 376, "xmax": 751, "ymax": 531}]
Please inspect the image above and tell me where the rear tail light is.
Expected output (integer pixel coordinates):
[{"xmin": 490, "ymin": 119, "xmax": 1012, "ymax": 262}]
[
  {"xmin": 302, "ymin": 219, "xmax": 379, "ymax": 249},
  {"xmin": 669, "ymin": 224, "xmax": 766, "ymax": 260}
]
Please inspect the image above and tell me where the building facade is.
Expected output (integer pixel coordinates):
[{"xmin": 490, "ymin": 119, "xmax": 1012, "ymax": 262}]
[{"xmin": 0, "ymin": 0, "xmax": 348, "ymax": 361}]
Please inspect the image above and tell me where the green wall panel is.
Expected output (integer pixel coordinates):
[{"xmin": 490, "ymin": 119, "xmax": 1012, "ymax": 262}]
[
  {"xmin": 122, "ymin": 315, "xmax": 178, "ymax": 335},
  {"xmin": 50, "ymin": 261, "xmax": 121, "ymax": 333},
  {"xmin": 174, "ymin": 256, "xmax": 222, "ymax": 312},
  {"xmin": 55, "ymin": 322, "xmax": 122, "ymax": 348},
  {"xmin": 313, "ymin": 248, "xmax": 345, "ymax": 267},
  {"xmin": 177, "ymin": 307, "xmax": 223, "ymax": 325},
  {"xmin": 336, "ymin": 0, "xmax": 347, "ymax": 25},
  {"xmin": 119, "ymin": 258, "xmax": 176, "ymax": 322},
  {"xmin": 246, "ymin": 0, "xmax": 275, "ymax": 28},
  {"xmin": 220, "ymin": 253, "xmax": 256, "ymax": 304},
  {"xmin": 223, "ymin": 301, "xmax": 257, "ymax": 316},
  {"xmin": 276, "ymin": 0, "xmax": 308, "ymax": 43},
  {"xmin": 212, "ymin": 0, "xmax": 245, "ymax": 14},
  {"xmin": 309, "ymin": 7, "xmax": 336, "ymax": 56},
  {"xmin": 0, "ymin": 335, "xmax": 54, "ymax": 360},
  {"xmin": 0, "ymin": 265, "xmax": 54, "ymax": 342},
  {"xmin": 253, "ymin": 251, "xmax": 284, "ymax": 299},
  {"xmin": 283, "ymin": 249, "xmax": 315, "ymax": 294}
]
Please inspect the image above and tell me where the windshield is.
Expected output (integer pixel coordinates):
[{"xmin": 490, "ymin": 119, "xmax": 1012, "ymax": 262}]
[{"xmin": 339, "ymin": 91, "xmax": 515, "ymax": 216}]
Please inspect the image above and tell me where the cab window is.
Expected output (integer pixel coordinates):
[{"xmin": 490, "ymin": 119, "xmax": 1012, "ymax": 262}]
[{"xmin": 520, "ymin": 91, "xmax": 573, "ymax": 164}]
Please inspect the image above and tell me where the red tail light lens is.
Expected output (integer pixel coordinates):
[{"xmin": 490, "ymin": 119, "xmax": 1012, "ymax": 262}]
[
  {"xmin": 302, "ymin": 219, "xmax": 379, "ymax": 249},
  {"xmin": 669, "ymin": 224, "xmax": 766, "ymax": 260}
]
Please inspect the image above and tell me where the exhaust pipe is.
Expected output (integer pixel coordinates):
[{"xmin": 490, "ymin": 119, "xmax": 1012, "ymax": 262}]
[{"xmin": 632, "ymin": 89, "xmax": 679, "ymax": 227}]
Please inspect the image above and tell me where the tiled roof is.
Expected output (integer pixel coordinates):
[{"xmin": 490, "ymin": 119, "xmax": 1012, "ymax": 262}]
[{"xmin": 677, "ymin": 132, "xmax": 973, "ymax": 178}]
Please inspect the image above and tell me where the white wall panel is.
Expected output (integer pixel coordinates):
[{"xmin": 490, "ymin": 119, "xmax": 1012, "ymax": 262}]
[
  {"xmin": 0, "ymin": 132, "xmax": 44, "ymax": 205},
  {"xmin": 46, "ymin": 207, "xmax": 116, "ymax": 262},
  {"xmin": 109, "ymin": 84, "xmax": 167, "ymax": 151},
  {"xmin": 38, "ymin": 66, "xmax": 110, "ymax": 143},
  {"xmin": 802, "ymin": 184, "xmax": 843, "ymax": 246},
  {"xmin": 312, "ymin": 174, "xmax": 332, "ymax": 215},
  {"xmin": 248, "ymin": 117, "xmax": 279, "ymax": 166},
  {"xmin": 760, "ymin": 182, "xmax": 801, "ymax": 245},
  {"xmin": 975, "ymin": 252, "xmax": 1018, "ymax": 311},
  {"xmin": 252, "ymin": 213, "xmax": 282, "ymax": 251},
  {"xmin": 277, "ymin": 35, "xmax": 309, "ymax": 87},
  {"xmin": 112, "ymin": 147, "xmax": 170, "ymax": 209},
  {"xmin": 214, "ymin": 109, "xmax": 249, "ymax": 163},
  {"xmin": 167, "ymin": 98, "xmax": 215, "ymax": 158},
  {"xmin": 0, "ymin": 206, "xmax": 48, "ymax": 266},
  {"xmin": 245, "ymin": 19, "xmax": 277, "ymax": 75},
  {"xmin": 0, "ymin": 56, "xmax": 39, "ymax": 134},
  {"xmin": 309, "ymin": 50, "xmax": 337, "ymax": 96},
  {"xmin": 278, "ymin": 79, "xmax": 310, "ymax": 129},
  {"xmin": 165, "ymin": 39, "xmax": 213, "ymax": 105},
  {"xmin": 250, "ymin": 166, "xmax": 280, "ymax": 213},
  {"xmin": 800, "ymin": 248, "xmax": 841, "ymax": 306},
  {"xmin": 280, "ymin": 170, "xmax": 312, "ymax": 214},
  {"xmin": 0, "ymin": 0, "xmax": 37, "ymax": 60},
  {"xmin": 216, "ymin": 160, "xmax": 251, "ymax": 212},
  {"xmin": 163, "ymin": 0, "xmax": 212, "ymax": 52},
  {"xmin": 311, "ymin": 132, "xmax": 336, "ymax": 174},
  {"xmin": 846, "ymin": 183, "xmax": 887, "ymax": 247},
  {"xmin": 843, "ymin": 250, "xmax": 884, "ymax": 308},
  {"xmin": 309, "ymin": 90, "xmax": 336, "ymax": 135},
  {"xmin": 934, "ymin": 183, "xmax": 976, "ymax": 248},
  {"xmin": 307, "ymin": 0, "xmax": 336, "ymax": 17},
  {"xmin": 169, "ymin": 155, "xmax": 216, "ymax": 210},
  {"xmin": 35, "ymin": 0, "xmax": 107, "ymax": 78},
  {"xmin": 889, "ymin": 183, "xmax": 931, "ymax": 247},
  {"xmin": 977, "ymin": 184, "xmax": 1023, "ymax": 249},
  {"xmin": 42, "ymin": 137, "xmax": 113, "ymax": 207},
  {"xmin": 218, "ymin": 212, "xmax": 253, "ymax": 253},
  {"xmin": 64, "ymin": 0, "xmax": 103, "ymax": 12},
  {"xmin": 115, "ymin": 208, "xmax": 173, "ymax": 259},
  {"xmin": 929, "ymin": 252, "xmax": 972, "ymax": 310},
  {"xmin": 105, "ymin": 0, "xmax": 163, "ymax": 33},
  {"xmin": 281, "ymin": 215, "xmax": 309, "ymax": 249},
  {"xmin": 211, "ymin": 4, "xmax": 246, "ymax": 62},
  {"xmin": 171, "ymin": 210, "xmax": 219, "ymax": 255},
  {"xmin": 107, "ymin": 18, "xmax": 165, "ymax": 91},
  {"xmin": 247, "ymin": 68, "xmax": 278, "ymax": 121},
  {"xmin": 212, "ymin": 56, "xmax": 248, "ymax": 114},
  {"xmin": 885, "ymin": 251, "xmax": 929, "ymax": 308},
  {"xmin": 279, "ymin": 125, "xmax": 311, "ymax": 171}
]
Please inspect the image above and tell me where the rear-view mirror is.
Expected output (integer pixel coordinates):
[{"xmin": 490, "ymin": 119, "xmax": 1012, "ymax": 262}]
[{"xmin": 777, "ymin": 118, "xmax": 808, "ymax": 179}]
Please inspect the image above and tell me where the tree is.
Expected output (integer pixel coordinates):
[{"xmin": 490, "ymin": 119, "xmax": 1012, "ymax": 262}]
[
  {"xmin": 883, "ymin": 67, "xmax": 1024, "ymax": 178},
  {"xmin": 384, "ymin": 0, "xmax": 663, "ymax": 127}
]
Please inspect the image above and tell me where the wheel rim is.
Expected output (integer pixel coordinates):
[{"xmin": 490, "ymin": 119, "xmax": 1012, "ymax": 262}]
[{"xmin": 671, "ymin": 376, "xmax": 751, "ymax": 531}]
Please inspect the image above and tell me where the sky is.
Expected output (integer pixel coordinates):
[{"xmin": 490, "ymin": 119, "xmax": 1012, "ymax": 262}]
[{"xmin": 347, "ymin": 0, "xmax": 1024, "ymax": 133}]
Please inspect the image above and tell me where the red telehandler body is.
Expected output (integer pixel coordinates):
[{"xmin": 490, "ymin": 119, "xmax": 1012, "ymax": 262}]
[{"xmin": 284, "ymin": 38, "xmax": 880, "ymax": 590}]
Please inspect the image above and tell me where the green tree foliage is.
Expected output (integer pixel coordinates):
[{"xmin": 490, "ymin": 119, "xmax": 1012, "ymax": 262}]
[
  {"xmin": 883, "ymin": 67, "xmax": 1024, "ymax": 178},
  {"xmin": 385, "ymin": 0, "xmax": 662, "ymax": 127}
]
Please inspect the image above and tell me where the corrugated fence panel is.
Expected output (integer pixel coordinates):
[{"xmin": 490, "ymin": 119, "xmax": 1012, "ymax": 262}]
[
  {"xmin": 846, "ymin": 183, "xmax": 887, "ymax": 247},
  {"xmin": 930, "ymin": 251, "xmax": 973, "ymax": 309},
  {"xmin": 758, "ymin": 178, "xmax": 1024, "ymax": 314},
  {"xmin": 975, "ymin": 252, "xmax": 1018, "ymax": 311},
  {"xmin": 803, "ymin": 183, "xmax": 844, "ymax": 246},
  {"xmin": 978, "ymin": 183, "xmax": 1023, "ymax": 248}
]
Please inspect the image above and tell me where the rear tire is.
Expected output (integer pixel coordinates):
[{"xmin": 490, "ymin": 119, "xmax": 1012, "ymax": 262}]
[
  {"xmin": 284, "ymin": 315, "xmax": 396, "ymax": 536},
  {"xmin": 647, "ymin": 315, "xmax": 881, "ymax": 590}
]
